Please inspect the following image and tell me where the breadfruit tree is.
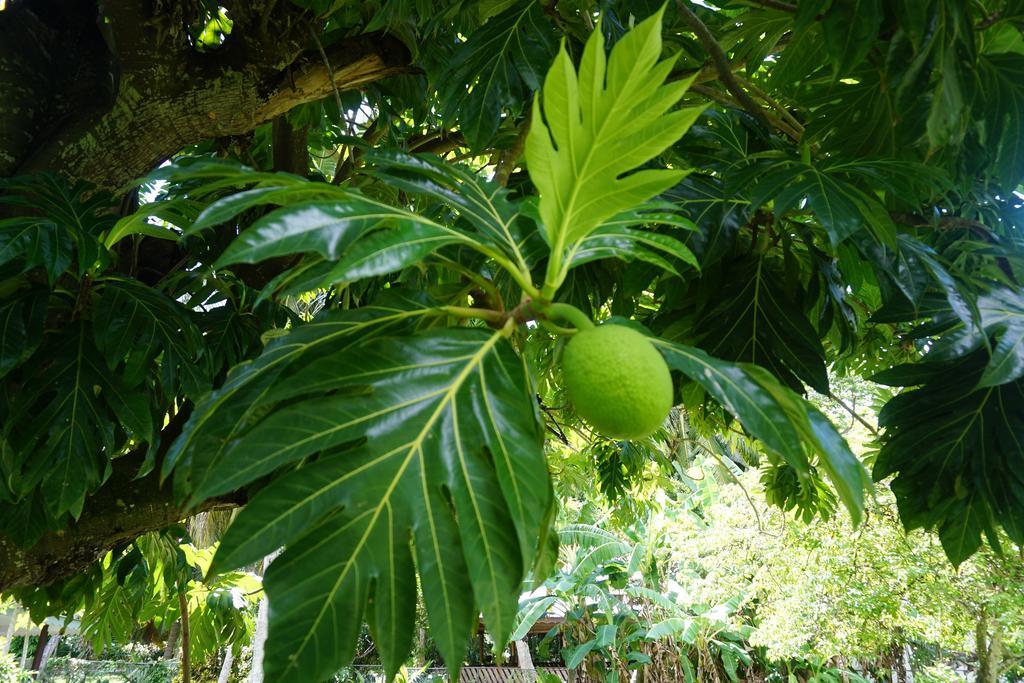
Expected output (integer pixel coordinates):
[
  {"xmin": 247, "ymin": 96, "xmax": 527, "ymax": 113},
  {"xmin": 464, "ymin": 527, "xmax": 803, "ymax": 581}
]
[{"xmin": 1, "ymin": 0, "xmax": 1023, "ymax": 680}]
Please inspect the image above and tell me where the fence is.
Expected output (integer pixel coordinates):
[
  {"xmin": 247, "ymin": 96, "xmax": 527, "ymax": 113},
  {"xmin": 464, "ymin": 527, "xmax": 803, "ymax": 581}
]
[
  {"xmin": 39, "ymin": 657, "xmax": 177, "ymax": 683},
  {"xmin": 333, "ymin": 665, "xmax": 571, "ymax": 682}
]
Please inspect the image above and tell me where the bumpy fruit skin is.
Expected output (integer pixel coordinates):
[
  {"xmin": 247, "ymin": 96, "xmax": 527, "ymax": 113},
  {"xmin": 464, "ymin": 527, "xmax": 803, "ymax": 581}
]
[{"xmin": 561, "ymin": 324, "xmax": 673, "ymax": 439}]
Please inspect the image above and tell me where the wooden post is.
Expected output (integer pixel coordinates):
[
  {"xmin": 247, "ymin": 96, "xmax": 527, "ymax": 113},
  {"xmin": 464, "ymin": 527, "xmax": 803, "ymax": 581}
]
[{"xmin": 30, "ymin": 623, "xmax": 48, "ymax": 670}]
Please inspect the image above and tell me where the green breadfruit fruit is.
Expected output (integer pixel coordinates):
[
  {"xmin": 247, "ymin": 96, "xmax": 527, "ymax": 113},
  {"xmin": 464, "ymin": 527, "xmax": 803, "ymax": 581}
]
[{"xmin": 561, "ymin": 324, "xmax": 673, "ymax": 439}]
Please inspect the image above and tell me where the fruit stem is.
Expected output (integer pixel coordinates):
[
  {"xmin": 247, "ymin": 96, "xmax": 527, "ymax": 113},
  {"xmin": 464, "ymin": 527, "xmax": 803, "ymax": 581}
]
[{"xmin": 542, "ymin": 303, "xmax": 595, "ymax": 331}]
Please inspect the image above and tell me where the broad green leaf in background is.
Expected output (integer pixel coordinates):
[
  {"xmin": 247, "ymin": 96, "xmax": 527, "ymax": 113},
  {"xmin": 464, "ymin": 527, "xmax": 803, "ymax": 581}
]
[
  {"xmin": 677, "ymin": 256, "xmax": 830, "ymax": 394},
  {"xmin": 364, "ymin": 150, "xmax": 537, "ymax": 269},
  {"xmin": 976, "ymin": 52, "xmax": 1024, "ymax": 188},
  {"xmin": 821, "ymin": 0, "xmax": 883, "ymax": 77},
  {"xmin": 526, "ymin": 7, "xmax": 704, "ymax": 295},
  {"xmin": 208, "ymin": 326, "xmax": 550, "ymax": 682},
  {"xmin": 654, "ymin": 339, "xmax": 869, "ymax": 523},
  {"xmin": 873, "ymin": 352, "xmax": 1024, "ymax": 562},
  {"xmin": 93, "ymin": 278, "xmax": 210, "ymax": 396},
  {"xmin": 436, "ymin": 0, "xmax": 558, "ymax": 149},
  {"xmin": 568, "ymin": 206, "xmax": 700, "ymax": 276},
  {"xmin": 0, "ymin": 291, "xmax": 46, "ymax": 379},
  {"xmin": 4, "ymin": 324, "xmax": 151, "ymax": 519},
  {"xmin": 0, "ymin": 218, "xmax": 73, "ymax": 284},
  {"xmin": 213, "ymin": 199, "xmax": 470, "ymax": 268}
]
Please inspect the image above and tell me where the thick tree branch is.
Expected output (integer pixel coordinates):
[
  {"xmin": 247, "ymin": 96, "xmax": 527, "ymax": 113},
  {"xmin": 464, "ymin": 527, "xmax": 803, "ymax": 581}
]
[
  {"xmin": 0, "ymin": 410, "xmax": 245, "ymax": 592},
  {"xmin": 3, "ymin": 2, "xmax": 412, "ymax": 189},
  {"xmin": 15, "ymin": 32, "xmax": 410, "ymax": 189}
]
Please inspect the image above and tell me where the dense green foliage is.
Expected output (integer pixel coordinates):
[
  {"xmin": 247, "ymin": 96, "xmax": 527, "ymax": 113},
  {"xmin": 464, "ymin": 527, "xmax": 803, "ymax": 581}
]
[{"xmin": 2, "ymin": 0, "xmax": 1024, "ymax": 680}]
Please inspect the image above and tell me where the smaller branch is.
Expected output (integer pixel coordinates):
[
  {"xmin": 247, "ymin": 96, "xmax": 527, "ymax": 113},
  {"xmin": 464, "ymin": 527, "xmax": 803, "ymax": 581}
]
[
  {"xmin": 829, "ymin": 393, "xmax": 879, "ymax": 437},
  {"xmin": 675, "ymin": 1, "xmax": 773, "ymax": 130},
  {"xmin": 494, "ymin": 112, "xmax": 531, "ymax": 188},
  {"xmin": 743, "ymin": 0, "xmax": 798, "ymax": 12},
  {"xmin": 691, "ymin": 84, "xmax": 801, "ymax": 141},
  {"xmin": 440, "ymin": 305, "xmax": 506, "ymax": 325},
  {"xmin": 977, "ymin": 11, "xmax": 1004, "ymax": 30},
  {"xmin": 333, "ymin": 117, "xmax": 388, "ymax": 185},
  {"xmin": 734, "ymin": 74, "xmax": 804, "ymax": 137}
]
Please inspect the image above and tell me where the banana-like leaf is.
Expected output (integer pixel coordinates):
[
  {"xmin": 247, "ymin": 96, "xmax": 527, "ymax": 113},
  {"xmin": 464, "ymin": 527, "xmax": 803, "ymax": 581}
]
[
  {"xmin": 526, "ymin": 8, "xmax": 703, "ymax": 280},
  {"xmin": 510, "ymin": 595, "xmax": 559, "ymax": 641},
  {"xmin": 654, "ymin": 339, "xmax": 869, "ymax": 523}
]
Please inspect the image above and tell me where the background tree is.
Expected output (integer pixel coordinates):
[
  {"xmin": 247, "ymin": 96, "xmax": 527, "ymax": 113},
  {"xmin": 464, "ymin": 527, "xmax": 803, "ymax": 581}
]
[{"xmin": 2, "ymin": 0, "xmax": 1024, "ymax": 681}]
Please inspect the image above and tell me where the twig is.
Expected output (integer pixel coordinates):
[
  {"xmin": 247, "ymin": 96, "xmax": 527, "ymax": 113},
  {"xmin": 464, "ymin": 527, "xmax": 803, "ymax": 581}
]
[
  {"xmin": 674, "ymin": 0, "xmax": 773, "ymax": 130},
  {"xmin": 332, "ymin": 117, "xmax": 387, "ymax": 184},
  {"xmin": 706, "ymin": 450, "xmax": 768, "ymax": 534},
  {"xmin": 307, "ymin": 24, "xmax": 344, "ymax": 115}
]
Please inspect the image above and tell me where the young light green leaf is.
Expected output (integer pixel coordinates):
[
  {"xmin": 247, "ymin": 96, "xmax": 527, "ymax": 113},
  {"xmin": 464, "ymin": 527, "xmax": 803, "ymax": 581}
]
[{"xmin": 526, "ymin": 8, "xmax": 704, "ymax": 293}]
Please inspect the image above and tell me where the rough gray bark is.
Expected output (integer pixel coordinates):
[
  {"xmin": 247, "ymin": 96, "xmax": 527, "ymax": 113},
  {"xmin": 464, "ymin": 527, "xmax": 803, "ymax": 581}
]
[
  {"xmin": 36, "ymin": 632, "xmax": 59, "ymax": 673},
  {"xmin": 217, "ymin": 647, "xmax": 235, "ymax": 683},
  {"xmin": 515, "ymin": 640, "xmax": 534, "ymax": 670},
  {"xmin": 18, "ymin": 627, "xmax": 29, "ymax": 668},
  {"xmin": 247, "ymin": 549, "xmax": 282, "ymax": 683},
  {"xmin": 1, "ymin": 0, "xmax": 410, "ymax": 189},
  {"xmin": 1, "ymin": 606, "xmax": 16, "ymax": 654}
]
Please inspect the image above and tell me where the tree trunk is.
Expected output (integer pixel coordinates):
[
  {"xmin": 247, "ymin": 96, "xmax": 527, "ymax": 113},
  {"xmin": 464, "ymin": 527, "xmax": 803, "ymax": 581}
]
[
  {"xmin": 163, "ymin": 619, "xmax": 180, "ymax": 660},
  {"xmin": 247, "ymin": 549, "xmax": 282, "ymax": 683},
  {"xmin": 178, "ymin": 591, "xmax": 191, "ymax": 683},
  {"xmin": 1, "ymin": 606, "xmax": 16, "ymax": 654},
  {"xmin": 37, "ymin": 632, "xmax": 60, "ymax": 673},
  {"xmin": 18, "ymin": 628, "xmax": 29, "ymax": 669},
  {"xmin": 976, "ymin": 605, "xmax": 1003, "ymax": 683},
  {"xmin": 29, "ymin": 623, "xmax": 48, "ymax": 671},
  {"xmin": 0, "ymin": 1, "xmax": 410, "ymax": 190},
  {"xmin": 515, "ymin": 640, "xmax": 534, "ymax": 670},
  {"xmin": 217, "ymin": 647, "xmax": 235, "ymax": 683}
]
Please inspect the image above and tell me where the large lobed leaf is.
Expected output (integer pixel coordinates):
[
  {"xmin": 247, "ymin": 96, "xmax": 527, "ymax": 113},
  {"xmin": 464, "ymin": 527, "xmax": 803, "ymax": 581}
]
[
  {"xmin": 525, "ymin": 7, "xmax": 704, "ymax": 287},
  {"xmin": 170, "ymin": 293, "xmax": 552, "ymax": 682},
  {"xmin": 873, "ymin": 352, "xmax": 1024, "ymax": 563}
]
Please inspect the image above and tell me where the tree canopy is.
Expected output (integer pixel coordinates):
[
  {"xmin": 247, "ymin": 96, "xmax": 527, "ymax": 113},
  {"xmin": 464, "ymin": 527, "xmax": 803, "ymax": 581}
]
[{"xmin": 2, "ymin": 0, "xmax": 1024, "ymax": 681}]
